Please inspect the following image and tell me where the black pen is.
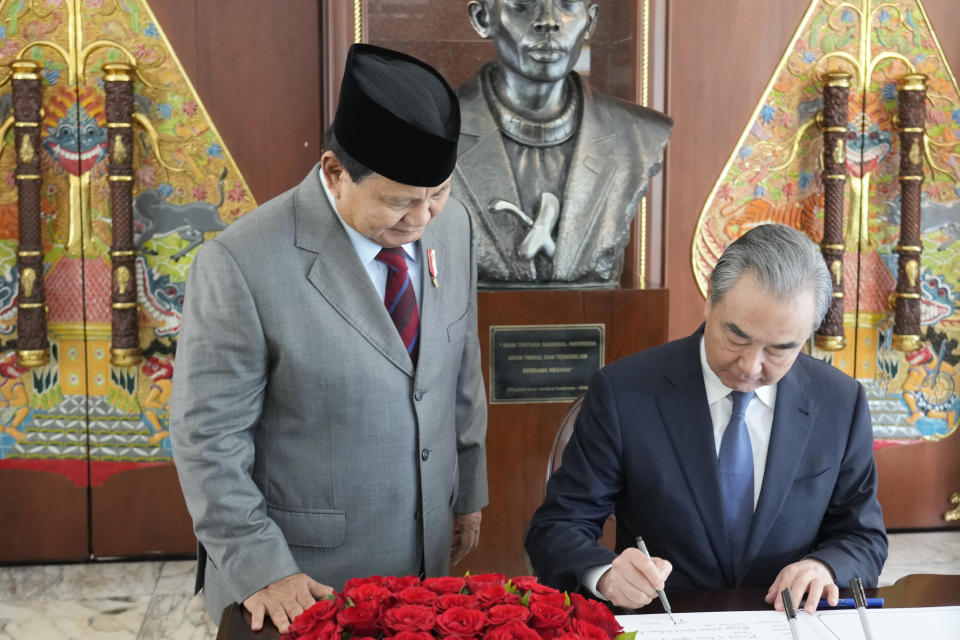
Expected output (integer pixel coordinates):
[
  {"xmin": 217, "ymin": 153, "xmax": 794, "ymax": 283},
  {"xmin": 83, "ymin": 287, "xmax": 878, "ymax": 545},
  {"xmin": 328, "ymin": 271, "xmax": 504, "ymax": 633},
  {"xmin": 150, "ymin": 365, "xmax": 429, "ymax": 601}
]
[
  {"xmin": 850, "ymin": 577, "xmax": 876, "ymax": 640},
  {"xmin": 635, "ymin": 536, "xmax": 676, "ymax": 624},
  {"xmin": 781, "ymin": 589, "xmax": 801, "ymax": 640}
]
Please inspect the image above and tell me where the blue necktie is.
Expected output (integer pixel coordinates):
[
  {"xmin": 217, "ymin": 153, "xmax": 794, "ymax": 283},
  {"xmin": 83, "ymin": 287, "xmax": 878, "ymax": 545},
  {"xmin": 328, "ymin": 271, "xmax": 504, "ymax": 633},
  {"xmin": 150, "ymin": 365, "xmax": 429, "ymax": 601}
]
[{"xmin": 718, "ymin": 390, "xmax": 755, "ymax": 568}]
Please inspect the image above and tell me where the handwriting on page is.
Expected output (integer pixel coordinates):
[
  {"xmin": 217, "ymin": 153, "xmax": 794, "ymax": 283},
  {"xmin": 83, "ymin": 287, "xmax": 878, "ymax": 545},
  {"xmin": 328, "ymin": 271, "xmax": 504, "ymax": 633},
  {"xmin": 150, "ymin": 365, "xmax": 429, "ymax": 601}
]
[{"xmin": 617, "ymin": 611, "xmax": 824, "ymax": 640}]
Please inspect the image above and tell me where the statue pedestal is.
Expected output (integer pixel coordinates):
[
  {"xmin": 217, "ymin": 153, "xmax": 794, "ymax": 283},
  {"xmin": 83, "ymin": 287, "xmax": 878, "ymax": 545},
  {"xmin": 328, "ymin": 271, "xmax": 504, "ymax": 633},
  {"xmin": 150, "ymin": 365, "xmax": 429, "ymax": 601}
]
[{"xmin": 465, "ymin": 288, "xmax": 668, "ymax": 576}]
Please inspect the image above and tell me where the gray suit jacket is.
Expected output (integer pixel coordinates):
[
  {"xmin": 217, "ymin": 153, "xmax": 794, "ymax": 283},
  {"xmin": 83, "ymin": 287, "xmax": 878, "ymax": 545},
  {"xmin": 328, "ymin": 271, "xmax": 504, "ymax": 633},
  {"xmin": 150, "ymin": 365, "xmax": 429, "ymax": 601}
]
[
  {"xmin": 453, "ymin": 70, "xmax": 672, "ymax": 287},
  {"xmin": 170, "ymin": 166, "xmax": 488, "ymax": 619}
]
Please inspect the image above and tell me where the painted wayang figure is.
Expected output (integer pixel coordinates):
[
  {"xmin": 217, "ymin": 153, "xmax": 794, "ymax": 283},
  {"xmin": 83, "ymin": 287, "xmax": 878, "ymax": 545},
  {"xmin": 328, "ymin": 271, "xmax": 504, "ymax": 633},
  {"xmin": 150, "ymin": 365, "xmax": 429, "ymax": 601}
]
[
  {"xmin": 0, "ymin": 351, "xmax": 30, "ymax": 442},
  {"xmin": 901, "ymin": 339, "xmax": 959, "ymax": 428}
]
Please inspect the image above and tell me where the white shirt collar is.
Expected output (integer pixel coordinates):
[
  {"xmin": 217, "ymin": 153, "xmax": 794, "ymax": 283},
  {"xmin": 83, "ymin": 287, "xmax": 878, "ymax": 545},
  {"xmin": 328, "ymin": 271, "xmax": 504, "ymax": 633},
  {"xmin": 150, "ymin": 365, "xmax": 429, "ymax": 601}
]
[
  {"xmin": 699, "ymin": 335, "xmax": 777, "ymax": 410},
  {"xmin": 318, "ymin": 167, "xmax": 418, "ymax": 265}
]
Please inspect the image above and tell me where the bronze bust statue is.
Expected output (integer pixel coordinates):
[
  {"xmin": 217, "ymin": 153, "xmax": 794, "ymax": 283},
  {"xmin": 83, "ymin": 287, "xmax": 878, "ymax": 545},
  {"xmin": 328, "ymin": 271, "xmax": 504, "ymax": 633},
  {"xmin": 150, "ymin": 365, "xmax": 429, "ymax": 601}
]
[{"xmin": 452, "ymin": 0, "xmax": 672, "ymax": 288}]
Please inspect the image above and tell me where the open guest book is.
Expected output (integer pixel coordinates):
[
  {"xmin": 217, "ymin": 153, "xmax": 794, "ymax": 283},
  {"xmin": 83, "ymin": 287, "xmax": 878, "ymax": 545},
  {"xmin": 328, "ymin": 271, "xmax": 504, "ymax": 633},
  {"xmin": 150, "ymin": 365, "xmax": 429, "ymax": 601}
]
[{"xmin": 617, "ymin": 606, "xmax": 960, "ymax": 639}]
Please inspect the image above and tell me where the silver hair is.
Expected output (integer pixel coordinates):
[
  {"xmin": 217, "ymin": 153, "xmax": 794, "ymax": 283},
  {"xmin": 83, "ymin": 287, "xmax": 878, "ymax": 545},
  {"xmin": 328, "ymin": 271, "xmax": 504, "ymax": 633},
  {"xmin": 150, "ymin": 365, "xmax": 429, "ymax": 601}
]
[{"xmin": 709, "ymin": 223, "xmax": 833, "ymax": 330}]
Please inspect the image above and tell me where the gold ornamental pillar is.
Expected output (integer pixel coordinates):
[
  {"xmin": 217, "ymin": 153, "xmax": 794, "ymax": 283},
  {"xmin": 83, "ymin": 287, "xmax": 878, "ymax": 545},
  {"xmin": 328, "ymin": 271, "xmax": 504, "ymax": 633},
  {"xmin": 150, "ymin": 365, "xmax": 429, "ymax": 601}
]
[
  {"xmin": 815, "ymin": 72, "xmax": 850, "ymax": 351},
  {"xmin": 891, "ymin": 74, "xmax": 926, "ymax": 352},
  {"xmin": 103, "ymin": 63, "xmax": 140, "ymax": 366},
  {"xmin": 12, "ymin": 60, "xmax": 49, "ymax": 367}
]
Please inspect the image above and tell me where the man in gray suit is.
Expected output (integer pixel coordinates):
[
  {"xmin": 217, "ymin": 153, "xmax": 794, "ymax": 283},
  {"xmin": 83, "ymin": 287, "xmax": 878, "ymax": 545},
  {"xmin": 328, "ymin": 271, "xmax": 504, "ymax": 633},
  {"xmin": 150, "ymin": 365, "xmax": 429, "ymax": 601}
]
[
  {"xmin": 454, "ymin": 0, "xmax": 672, "ymax": 287},
  {"xmin": 171, "ymin": 44, "xmax": 488, "ymax": 634}
]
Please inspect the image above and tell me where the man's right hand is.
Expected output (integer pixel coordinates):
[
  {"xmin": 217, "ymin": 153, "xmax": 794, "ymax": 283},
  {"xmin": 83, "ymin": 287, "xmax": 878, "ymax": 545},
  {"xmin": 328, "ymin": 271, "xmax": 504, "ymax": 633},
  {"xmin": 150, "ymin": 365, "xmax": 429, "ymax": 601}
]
[
  {"xmin": 243, "ymin": 572, "xmax": 333, "ymax": 633},
  {"xmin": 596, "ymin": 547, "xmax": 672, "ymax": 609}
]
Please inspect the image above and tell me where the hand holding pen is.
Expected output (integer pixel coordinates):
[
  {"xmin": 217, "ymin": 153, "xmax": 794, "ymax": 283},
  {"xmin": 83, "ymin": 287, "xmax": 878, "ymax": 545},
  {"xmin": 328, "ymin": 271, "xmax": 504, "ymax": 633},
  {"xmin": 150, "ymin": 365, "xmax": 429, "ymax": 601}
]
[
  {"xmin": 594, "ymin": 536, "xmax": 673, "ymax": 611},
  {"xmin": 636, "ymin": 537, "xmax": 676, "ymax": 624}
]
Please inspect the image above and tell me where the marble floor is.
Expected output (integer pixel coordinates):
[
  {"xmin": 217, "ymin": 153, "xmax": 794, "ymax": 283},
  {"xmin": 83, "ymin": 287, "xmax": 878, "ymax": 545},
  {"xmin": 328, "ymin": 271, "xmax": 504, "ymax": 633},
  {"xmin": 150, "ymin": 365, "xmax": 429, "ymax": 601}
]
[{"xmin": 0, "ymin": 530, "xmax": 958, "ymax": 639}]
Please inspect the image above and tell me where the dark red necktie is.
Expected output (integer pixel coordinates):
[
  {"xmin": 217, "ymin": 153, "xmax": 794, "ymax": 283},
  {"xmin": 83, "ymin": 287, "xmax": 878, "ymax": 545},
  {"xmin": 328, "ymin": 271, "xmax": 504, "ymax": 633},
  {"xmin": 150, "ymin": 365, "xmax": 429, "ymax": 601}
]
[{"xmin": 375, "ymin": 247, "xmax": 420, "ymax": 365}]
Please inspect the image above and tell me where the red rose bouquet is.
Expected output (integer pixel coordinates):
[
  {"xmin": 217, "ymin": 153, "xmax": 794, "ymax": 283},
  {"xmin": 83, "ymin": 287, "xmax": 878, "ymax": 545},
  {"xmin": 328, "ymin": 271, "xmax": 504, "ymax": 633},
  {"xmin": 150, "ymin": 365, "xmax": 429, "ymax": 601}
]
[{"xmin": 283, "ymin": 574, "xmax": 634, "ymax": 640}]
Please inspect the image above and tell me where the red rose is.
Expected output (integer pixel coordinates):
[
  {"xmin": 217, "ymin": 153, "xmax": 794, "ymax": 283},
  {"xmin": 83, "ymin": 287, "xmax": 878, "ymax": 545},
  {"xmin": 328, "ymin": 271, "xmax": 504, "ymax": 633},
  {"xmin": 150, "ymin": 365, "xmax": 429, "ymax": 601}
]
[
  {"xmin": 396, "ymin": 586, "xmax": 439, "ymax": 606},
  {"xmin": 344, "ymin": 575, "xmax": 386, "ymax": 590},
  {"xmin": 288, "ymin": 597, "xmax": 341, "ymax": 636},
  {"xmin": 390, "ymin": 632, "xmax": 435, "ymax": 640},
  {"xmin": 423, "ymin": 576, "xmax": 467, "ymax": 595},
  {"xmin": 528, "ymin": 592, "xmax": 568, "ymax": 610},
  {"xmin": 529, "ymin": 602, "xmax": 571, "ymax": 633},
  {"xmin": 486, "ymin": 604, "xmax": 531, "ymax": 626},
  {"xmin": 385, "ymin": 575, "xmax": 423, "ymax": 592},
  {"xmin": 383, "ymin": 604, "xmax": 436, "ymax": 633},
  {"xmin": 346, "ymin": 583, "xmax": 394, "ymax": 603},
  {"xmin": 483, "ymin": 621, "xmax": 542, "ymax": 640},
  {"xmin": 298, "ymin": 620, "xmax": 342, "ymax": 640},
  {"xmin": 436, "ymin": 606, "xmax": 489, "ymax": 637},
  {"xmin": 436, "ymin": 593, "xmax": 480, "ymax": 612},
  {"xmin": 569, "ymin": 594, "xmax": 622, "ymax": 638},
  {"xmin": 570, "ymin": 619, "xmax": 611, "ymax": 640},
  {"xmin": 337, "ymin": 599, "xmax": 383, "ymax": 637},
  {"xmin": 502, "ymin": 592, "xmax": 522, "ymax": 606},
  {"xmin": 465, "ymin": 573, "xmax": 506, "ymax": 593},
  {"xmin": 510, "ymin": 577, "xmax": 558, "ymax": 596},
  {"xmin": 474, "ymin": 584, "xmax": 508, "ymax": 608}
]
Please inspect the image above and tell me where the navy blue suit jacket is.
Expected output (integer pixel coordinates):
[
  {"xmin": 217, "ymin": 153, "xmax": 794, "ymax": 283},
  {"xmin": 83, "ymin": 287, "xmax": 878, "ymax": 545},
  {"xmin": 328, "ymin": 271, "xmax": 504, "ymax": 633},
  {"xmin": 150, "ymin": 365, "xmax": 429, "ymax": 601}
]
[{"xmin": 525, "ymin": 328, "xmax": 887, "ymax": 593}]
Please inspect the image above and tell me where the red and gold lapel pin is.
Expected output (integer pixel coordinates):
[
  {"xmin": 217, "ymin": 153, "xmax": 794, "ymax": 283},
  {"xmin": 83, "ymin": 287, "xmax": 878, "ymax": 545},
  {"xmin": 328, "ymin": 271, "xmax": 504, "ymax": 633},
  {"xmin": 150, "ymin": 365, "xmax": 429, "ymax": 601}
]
[{"xmin": 428, "ymin": 249, "xmax": 439, "ymax": 288}]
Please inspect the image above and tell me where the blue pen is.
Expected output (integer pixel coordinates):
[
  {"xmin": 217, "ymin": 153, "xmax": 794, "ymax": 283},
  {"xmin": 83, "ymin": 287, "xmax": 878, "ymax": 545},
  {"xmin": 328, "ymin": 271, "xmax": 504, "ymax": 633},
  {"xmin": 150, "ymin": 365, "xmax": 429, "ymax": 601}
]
[{"xmin": 815, "ymin": 597, "xmax": 884, "ymax": 609}]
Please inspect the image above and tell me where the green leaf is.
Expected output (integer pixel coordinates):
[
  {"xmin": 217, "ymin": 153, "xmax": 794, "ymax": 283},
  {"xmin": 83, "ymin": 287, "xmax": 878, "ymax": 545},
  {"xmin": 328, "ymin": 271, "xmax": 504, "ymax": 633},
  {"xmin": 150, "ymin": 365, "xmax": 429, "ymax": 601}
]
[
  {"xmin": 615, "ymin": 632, "xmax": 637, "ymax": 640},
  {"xmin": 504, "ymin": 580, "xmax": 519, "ymax": 595},
  {"xmin": 564, "ymin": 592, "xmax": 570, "ymax": 607},
  {"xmin": 520, "ymin": 590, "xmax": 531, "ymax": 607}
]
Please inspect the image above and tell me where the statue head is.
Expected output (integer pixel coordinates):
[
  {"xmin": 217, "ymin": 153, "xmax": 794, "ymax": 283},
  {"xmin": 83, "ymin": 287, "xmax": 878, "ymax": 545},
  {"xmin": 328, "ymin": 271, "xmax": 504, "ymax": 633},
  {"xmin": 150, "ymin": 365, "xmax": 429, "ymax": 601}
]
[{"xmin": 468, "ymin": 0, "xmax": 598, "ymax": 84}]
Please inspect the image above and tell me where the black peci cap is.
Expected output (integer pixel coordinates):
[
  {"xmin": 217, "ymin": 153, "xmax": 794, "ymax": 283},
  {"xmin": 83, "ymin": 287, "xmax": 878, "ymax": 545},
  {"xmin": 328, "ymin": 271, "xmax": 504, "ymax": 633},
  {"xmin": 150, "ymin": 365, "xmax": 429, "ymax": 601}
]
[{"xmin": 333, "ymin": 43, "xmax": 460, "ymax": 187}]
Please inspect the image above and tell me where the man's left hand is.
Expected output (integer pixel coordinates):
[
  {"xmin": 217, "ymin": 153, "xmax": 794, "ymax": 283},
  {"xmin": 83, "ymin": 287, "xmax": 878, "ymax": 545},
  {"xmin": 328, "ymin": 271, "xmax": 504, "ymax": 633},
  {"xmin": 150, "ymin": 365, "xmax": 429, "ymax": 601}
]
[
  {"xmin": 451, "ymin": 511, "xmax": 482, "ymax": 564},
  {"xmin": 765, "ymin": 558, "xmax": 839, "ymax": 615}
]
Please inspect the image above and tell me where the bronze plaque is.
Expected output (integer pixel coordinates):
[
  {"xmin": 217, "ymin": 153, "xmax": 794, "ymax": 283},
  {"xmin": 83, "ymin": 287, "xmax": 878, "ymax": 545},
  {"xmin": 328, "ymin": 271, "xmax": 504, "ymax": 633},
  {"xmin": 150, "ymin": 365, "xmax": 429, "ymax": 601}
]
[{"xmin": 489, "ymin": 324, "xmax": 604, "ymax": 404}]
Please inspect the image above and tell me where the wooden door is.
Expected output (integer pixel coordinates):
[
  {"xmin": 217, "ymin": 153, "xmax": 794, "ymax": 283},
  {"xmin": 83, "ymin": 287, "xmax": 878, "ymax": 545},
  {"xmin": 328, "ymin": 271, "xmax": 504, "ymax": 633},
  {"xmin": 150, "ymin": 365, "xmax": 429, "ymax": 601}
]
[{"xmin": 0, "ymin": 0, "xmax": 322, "ymax": 561}]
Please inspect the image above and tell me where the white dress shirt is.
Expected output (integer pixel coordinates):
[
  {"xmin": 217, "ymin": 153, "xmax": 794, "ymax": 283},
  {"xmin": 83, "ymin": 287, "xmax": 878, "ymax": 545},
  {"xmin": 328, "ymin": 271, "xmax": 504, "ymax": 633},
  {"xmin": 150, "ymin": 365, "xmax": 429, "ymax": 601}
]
[
  {"xmin": 582, "ymin": 336, "xmax": 778, "ymax": 598},
  {"xmin": 319, "ymin": 168, "xmax": 422, "ymax": 305}
]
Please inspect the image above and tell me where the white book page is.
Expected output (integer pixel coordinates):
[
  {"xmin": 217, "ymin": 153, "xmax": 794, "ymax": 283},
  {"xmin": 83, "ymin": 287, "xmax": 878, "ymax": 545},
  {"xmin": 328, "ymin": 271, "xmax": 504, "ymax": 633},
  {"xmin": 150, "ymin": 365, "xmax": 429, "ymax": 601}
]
[
  {"xmin": 815, "ymin": 605, "xmax": 960, "ymax": 640},
  {"xmin": 617, "ymin": 610, "xmax": 834, "ymax": 640}
]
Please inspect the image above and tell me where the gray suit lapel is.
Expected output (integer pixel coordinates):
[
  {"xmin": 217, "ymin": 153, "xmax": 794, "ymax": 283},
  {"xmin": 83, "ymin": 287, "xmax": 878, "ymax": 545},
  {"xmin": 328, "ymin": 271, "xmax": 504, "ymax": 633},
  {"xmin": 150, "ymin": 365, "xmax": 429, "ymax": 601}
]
[
  {"xmin": 739, "ymin": 360, "xmax": 817, "ymax": 581},
  {"xmin": 553, "ymin": 85, "xmax": 618, "ymax": 279},
  {"xmin": 294, "ymin": 167, "xmax": 415, "ymax": 377},
  {"xmin": 657, "ymin": 331, "xmax": 735, "ymax": 586}
]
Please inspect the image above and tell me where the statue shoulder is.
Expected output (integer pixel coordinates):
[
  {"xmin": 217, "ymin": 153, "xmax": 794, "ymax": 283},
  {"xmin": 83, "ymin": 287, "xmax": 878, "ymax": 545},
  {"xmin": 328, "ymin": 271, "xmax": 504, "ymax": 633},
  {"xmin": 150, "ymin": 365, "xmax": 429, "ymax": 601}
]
[{"xmin": 582, "ymin": 82, "xmax": 673, "ymax": 141}]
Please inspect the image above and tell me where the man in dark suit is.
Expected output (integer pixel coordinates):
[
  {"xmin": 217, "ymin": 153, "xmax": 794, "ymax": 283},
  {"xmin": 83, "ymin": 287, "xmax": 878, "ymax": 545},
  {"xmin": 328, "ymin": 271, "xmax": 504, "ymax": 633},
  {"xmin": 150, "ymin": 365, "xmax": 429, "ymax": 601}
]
[{"xmin": 525, "ymin": 224, "xmax": 887, "ymax": 614}]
